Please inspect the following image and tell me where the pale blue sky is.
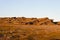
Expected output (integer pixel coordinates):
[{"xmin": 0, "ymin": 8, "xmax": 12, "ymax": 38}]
[{"xmin": 0, "ymin": 0, "xmax": 60, "ymax": 21}]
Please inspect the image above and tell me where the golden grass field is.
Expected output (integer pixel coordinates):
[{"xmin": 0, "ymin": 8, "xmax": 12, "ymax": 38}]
[{"xmin": 0, "ymin": 17, "xmax": 60, "ymax": 40}]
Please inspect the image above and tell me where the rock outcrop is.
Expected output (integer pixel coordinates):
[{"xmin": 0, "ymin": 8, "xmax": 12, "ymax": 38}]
[{"xmin": 0, "ymin": 17, "xmax": 59, "ymax": 25}]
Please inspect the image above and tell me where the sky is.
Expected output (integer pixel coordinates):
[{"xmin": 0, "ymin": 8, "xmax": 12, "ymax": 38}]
[{"xmin": 0, "ymin": 0, "xmax": 60, "ymax": 21}]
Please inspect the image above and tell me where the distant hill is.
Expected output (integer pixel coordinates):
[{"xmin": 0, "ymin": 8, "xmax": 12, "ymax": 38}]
[
  {"xmin": 0, "ymin": 17, "xmax": 60, "ymax": 40},
  {"xmin": 0, "ymin": 17, "xmax": 60, "ymax": 25}
]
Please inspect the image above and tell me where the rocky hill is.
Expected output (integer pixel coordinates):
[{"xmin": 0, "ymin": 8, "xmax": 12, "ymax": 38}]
[
  {"xmin": 0, "ymin": 17, "xmax": 60, "ymax": 25},
  {"xmin": 0, "ymin": 17, "xmax": 60, "ymax": 40}
]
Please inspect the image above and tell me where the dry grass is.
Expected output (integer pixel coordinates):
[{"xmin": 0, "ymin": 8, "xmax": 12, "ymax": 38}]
[
  {"xmin": 0, "ymin": 25, "xmax": 60, "ymax": 40},
  {"xmin": 0, "ymin": 17, "xmax": 60, "ymax": 40}
]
